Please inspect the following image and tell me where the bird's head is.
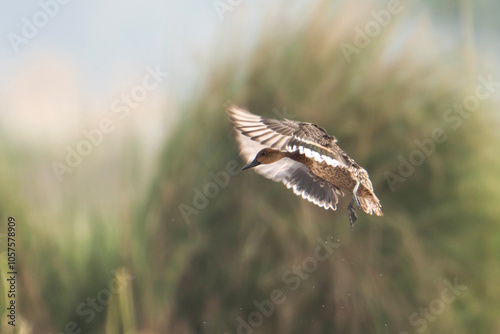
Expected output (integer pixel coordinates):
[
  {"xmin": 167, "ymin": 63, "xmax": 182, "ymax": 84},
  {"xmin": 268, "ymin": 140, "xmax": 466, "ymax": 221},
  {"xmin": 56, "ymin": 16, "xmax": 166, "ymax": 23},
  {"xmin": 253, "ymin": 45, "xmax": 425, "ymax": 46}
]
[{"xmin": 242, "ymin": 148, "xmax": 285, "ymax": 170}]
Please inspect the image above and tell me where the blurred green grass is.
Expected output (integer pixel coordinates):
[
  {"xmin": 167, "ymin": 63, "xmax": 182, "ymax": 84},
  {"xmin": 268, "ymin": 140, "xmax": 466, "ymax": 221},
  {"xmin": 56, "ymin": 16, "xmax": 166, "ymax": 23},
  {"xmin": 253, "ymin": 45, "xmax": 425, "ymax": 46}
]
[{"xmin": 2, "ymin": 1, "xmax": 500, "ymax": 333}]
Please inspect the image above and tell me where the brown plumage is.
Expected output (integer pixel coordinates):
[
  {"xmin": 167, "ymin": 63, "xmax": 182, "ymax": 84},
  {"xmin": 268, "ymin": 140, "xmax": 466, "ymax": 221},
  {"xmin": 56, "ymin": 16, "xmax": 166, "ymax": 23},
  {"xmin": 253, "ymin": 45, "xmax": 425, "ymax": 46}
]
[{"xmin": 227, "ymin": 106, "xmax": 383, "ymax": 225}]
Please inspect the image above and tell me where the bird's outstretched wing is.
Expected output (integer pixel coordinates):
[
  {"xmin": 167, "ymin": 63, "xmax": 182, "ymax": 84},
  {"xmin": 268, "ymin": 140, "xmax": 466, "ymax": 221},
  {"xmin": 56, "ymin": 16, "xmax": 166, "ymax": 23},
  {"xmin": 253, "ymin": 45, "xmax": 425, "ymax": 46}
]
[
  {"xmin": 249, "ymin": 156, "xmax": 342, "ymax": 210},
  {"xmin": 227, "ymin": 105, "xmax": 300, "ymax": 152},
  {"xmin": 227, "ymin": 106, "xmax": 351, "ymax": 169}
]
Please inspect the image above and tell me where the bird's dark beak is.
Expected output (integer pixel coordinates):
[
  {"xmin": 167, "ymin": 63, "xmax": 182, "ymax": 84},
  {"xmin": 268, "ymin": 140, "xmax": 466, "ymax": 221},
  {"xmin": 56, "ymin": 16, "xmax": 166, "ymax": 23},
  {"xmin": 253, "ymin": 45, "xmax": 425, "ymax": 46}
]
[{"xmin": 242, "ymin": 159, "xmax": 260, "ymax": 170}]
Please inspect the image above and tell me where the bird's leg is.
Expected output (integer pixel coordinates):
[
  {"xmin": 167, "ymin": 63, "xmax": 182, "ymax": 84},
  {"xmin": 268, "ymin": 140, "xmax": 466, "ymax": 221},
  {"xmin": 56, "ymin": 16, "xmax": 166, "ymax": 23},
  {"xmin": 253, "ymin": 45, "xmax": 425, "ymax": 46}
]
[
  {"xmin": 348, "ymin": 180, "xmax": 361, "ymax": 226},
  {"xmin": 347, "ymin": 198, "xmax": 358, "ymax": 226},
  {"xmin": 352, "ymin": 179, "xmax": 361, "ymax": 207}
]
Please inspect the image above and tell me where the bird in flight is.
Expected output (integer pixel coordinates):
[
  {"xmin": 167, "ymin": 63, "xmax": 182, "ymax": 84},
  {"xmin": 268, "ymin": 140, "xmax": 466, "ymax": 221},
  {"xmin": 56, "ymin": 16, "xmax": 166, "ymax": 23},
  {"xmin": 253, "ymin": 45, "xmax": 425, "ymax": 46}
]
[{"xmin": 227, "ymin": 106, "xmax": 383, "ymax": 225}]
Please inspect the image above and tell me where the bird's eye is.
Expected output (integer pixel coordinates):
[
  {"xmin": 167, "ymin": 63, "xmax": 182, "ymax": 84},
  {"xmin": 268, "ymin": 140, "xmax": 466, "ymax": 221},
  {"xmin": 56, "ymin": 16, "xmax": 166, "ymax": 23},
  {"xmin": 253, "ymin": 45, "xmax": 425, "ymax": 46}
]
[{"xmin": 261, "ymin": 151, "xmax": 266, "ymax": 156}]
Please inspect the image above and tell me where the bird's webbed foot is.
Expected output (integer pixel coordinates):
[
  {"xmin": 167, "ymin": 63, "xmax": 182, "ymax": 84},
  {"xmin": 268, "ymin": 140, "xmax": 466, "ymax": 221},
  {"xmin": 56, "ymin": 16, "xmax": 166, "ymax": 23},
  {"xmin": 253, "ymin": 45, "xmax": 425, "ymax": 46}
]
[{"xmin": 347, "ymin": 198, "xmax": 358, "ymax": 226}]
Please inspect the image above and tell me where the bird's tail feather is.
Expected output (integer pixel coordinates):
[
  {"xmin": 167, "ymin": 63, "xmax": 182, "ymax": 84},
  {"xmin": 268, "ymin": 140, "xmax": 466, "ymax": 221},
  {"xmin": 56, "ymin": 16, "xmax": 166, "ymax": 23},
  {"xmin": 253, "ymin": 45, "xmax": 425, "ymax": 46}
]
[{"xmin": 358, "ymin": 194, "xmax": 383, "ymax": 217}]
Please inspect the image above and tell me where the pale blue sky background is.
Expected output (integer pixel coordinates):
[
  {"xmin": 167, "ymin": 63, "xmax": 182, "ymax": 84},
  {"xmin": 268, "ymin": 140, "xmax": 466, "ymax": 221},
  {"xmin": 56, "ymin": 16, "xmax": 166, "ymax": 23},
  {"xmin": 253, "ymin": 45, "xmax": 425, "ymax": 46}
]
[
  {"xmin": 0, "ymin": 1, "xmax": 225, "ymax": 98},
  {"xmin": 0, "ymin": 0, "xmax": 498, "ymax": 141},
  {"xmin": 1, "ymin": 1, "xmax": 499, "ymax": 99},
  {"xmin": 0, "ymin": 0, "xmax": 258, "ymax": 144}
]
